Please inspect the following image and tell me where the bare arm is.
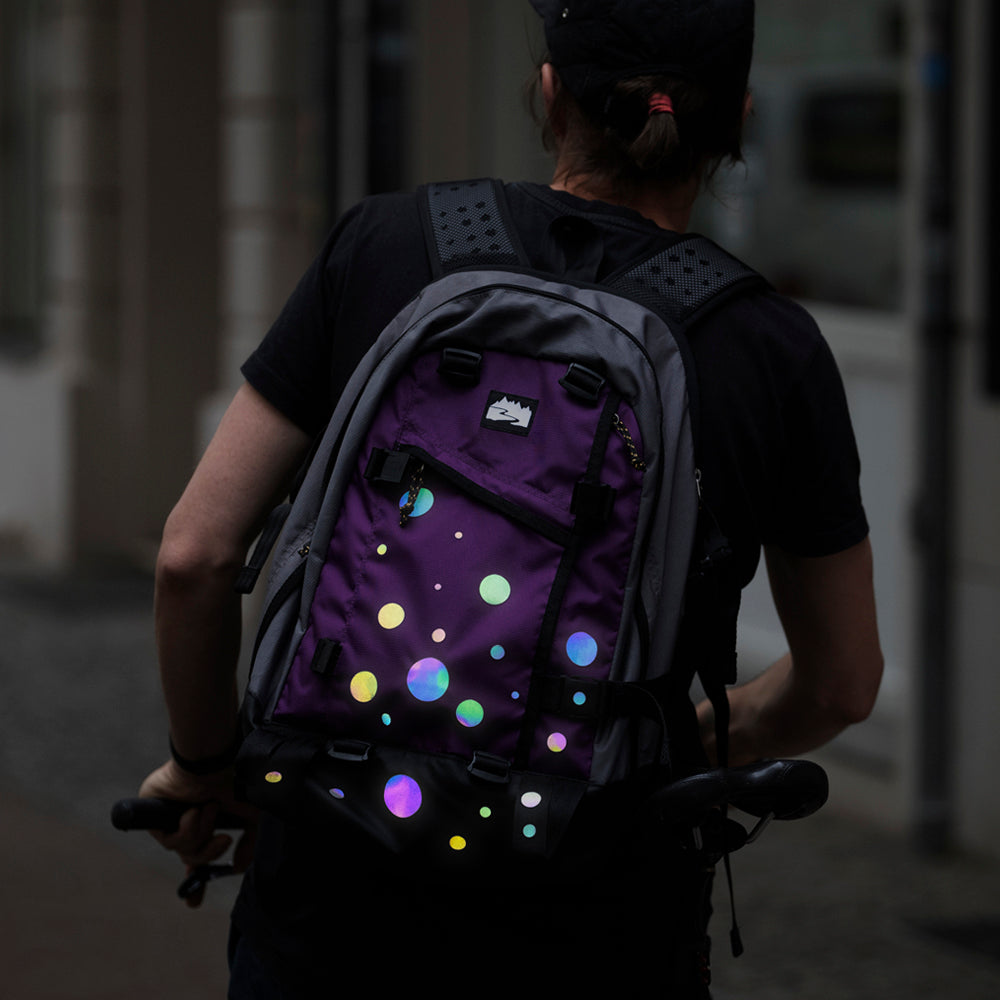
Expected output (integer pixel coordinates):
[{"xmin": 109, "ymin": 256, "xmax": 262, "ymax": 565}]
[
  {"xmin": 138, "ymin": 383, "xmax": 311, "ymax": 894},
  {"xmin": 699, "ymin": 537, "xmax": 884, "ymax": 766}
]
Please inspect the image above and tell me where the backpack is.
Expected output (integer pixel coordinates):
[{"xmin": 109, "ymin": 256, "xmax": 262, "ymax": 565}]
[{"xmin": 233, "ymin": 178, "xmax": 765, "ymax": 875}]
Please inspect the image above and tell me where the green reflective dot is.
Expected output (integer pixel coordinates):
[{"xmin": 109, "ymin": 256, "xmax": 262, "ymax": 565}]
[{"xmin": 479, "ymin": 574, "xmax": 511, "ymax": 606}]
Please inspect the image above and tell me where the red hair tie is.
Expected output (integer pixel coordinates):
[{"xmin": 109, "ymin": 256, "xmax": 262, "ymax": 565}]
[{"xmin": 648, "ymin": 93, "xmax": 674, "ymax": 117}]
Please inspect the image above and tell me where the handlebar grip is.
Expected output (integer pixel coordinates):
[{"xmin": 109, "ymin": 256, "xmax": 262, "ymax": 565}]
[{"xmin": 110, "ymin": 797, "xmax": 247, "ymax": 833}]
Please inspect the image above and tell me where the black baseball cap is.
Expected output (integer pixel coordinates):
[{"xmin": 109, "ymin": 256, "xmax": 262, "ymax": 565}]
[{"xmin": 530, "ymin": 0, "xmax": 755, "ymax": 119}]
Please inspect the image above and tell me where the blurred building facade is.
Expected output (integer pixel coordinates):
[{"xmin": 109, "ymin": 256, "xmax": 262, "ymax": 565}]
[{"xmin": 1, "ymin": 0, "xmax": 998, "ymax": 860}]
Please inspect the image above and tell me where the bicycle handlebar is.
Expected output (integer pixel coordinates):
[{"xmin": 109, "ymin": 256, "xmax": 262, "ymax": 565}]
[
  {"xmin": 649, "ymin": 758, "xmax": 829, "ymax": 827},
  {"xmin": 112, "ymin": 760, "xmax": 825, "ymax": 836},
  {"xmin": 110, "ymin": 797, "xmax": 247, "ymax": 834}
]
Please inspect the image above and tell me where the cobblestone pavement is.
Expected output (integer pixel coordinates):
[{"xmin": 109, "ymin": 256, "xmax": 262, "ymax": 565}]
[{"xmin": 2, "ymin": 569, "xmax": 999, "ymax": 998}]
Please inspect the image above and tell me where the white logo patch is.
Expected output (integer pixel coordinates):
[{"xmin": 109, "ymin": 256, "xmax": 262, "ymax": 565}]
[{"xmin": 482, "ymin": 390, "xmax": 538, "ymax": 436}]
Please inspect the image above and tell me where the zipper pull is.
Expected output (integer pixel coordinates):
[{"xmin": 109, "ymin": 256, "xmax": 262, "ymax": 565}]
[
  {"xmin": 612, "ymin": 413, "xmax": 646, "ymax": 471},
  {"xmin": 399, "ymin": 463, "xmax": 426, "ymax": 526}
]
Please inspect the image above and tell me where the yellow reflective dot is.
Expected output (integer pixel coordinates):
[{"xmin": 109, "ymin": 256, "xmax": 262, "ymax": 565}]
[
  {"xmin": 377, "ymin": 543, "xmax": 388, "ymax": 556},
  {"xmin": 265, "ymin": 771, "xmax": 282, "ymax": 784},
  {"xmin": 449, "ymin": 835, "xmax": 467, "ymax": 851},
  {"xmin": 378, "ymin": 602, "xmax": 405, "ymax": 629},
  {"xmin": 350, "ymin": 670, "xmax": 378, "ymax": 703}
]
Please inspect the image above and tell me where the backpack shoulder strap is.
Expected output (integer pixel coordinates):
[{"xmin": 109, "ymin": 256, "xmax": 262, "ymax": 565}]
[
  {"xmin": 419, "ymin": 179, "xmax": 531, "ymax": 277},
  {"xmin": 607, "ymin": 234, "xmax": 769, "ymax": 336},
  {"xmin": 606, "ymin": 236, "xmax": 763, "ymax": 776}
]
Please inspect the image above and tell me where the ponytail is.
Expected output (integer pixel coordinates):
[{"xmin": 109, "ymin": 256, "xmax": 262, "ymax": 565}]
[
  {"xmin": 626, "ymin": 92, "xmax": 682, "ymax": 173},
  {"xmin": 530, "ymin": 62, "xmax": 746, "ymax": 194}
]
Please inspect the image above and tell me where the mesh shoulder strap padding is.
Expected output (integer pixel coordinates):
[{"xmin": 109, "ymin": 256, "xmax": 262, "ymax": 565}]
[
  {"xmin": 609, "ymin": 235, "xmax": 766, "ymax": 333},
  {"xmin": 421, "ymin": 179, "xmax": 529, "ymax": 276}
]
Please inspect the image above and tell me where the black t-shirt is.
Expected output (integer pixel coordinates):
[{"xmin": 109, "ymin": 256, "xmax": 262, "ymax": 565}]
[
  {"xmin": 243, "ymin": 181, "xmax": 868, "ymax": 589},
  {"xmin": 233, "ymin": 181, "xmax": 868, "ymax": 986}
]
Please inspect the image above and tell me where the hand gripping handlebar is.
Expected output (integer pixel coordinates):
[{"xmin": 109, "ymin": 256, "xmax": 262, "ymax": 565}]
[{"xmin": 648, "ymin": 757, "xmax": 829, "ymax": 850}]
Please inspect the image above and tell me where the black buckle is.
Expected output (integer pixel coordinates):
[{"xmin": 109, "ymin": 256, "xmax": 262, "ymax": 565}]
[
  {"xmin": 559, "ymin": 363, "xmax": 605, "ymax": 404},
  {"xmin": 310, "ymin": 638, "xmax": 342, "ymax": 676},
  {"xmin": 364, "ymin": 448, "xmax": 411, "ymax": 485},
  {"xmin": 571, "ymin": 480, "xmax": 617, "ymax": 530},
  {"xmin": 325, "ymin": 739, "xmax": 372, "ymax": 762},
  {"xmin": 438, "ymin": 347, "xmax": 483, "ymax": 386},
  {"xmin": 467, "ymin": 751, "xmax": 511, "ymax": 784}
]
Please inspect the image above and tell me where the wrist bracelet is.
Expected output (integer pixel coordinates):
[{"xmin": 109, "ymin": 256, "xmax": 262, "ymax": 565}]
[{"xmin": 169, "ymin": 733, "xmax": 241, "ymax": 775}]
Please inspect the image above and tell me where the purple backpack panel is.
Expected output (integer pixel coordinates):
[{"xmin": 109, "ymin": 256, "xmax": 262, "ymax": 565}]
[{"xmin": 272, "ymin": 350, "xmax": 644, "ymax": 782}]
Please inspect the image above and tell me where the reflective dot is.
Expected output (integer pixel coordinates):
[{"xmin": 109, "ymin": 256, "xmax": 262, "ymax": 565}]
[
  {"xmin": 432, "ymin": 628, "xmax": 446, "ymax": 643},
  {"xmin": 521, "ymin": 791, "xmax": 542, "ymax": 809},
  {"xmin": 454, "ymin": 531, "xmax": 464, "ymax": 540},
  {"xmin": 479, "ymin": 806, "xmax": 492, "ymax": 819},
  {"xmin": 265, "ymin": 771, "xmax": 282, "ymax": 784},
  {"xmin": 329, "ymin": 788, "xmax": 345, "ymax": 799},
  {"xmin": 381, "ymin": 713, "xmax": 392, "ymax": 726},
  {"xmin": 479, "ymin": 574, "xmax": 511, "ymax": 605},
  {"xmin": 378, "ymin": 603, "xmax": 405, "ymax": 629},
  {"xmin": 511, "ymin": 690, "xmax": 520, "ymax": 700},
  {"xmin": 547, "ymin": 732, "xmax": 567, "ymax": 753},
  {"xmin": 572, "ymin": 690, "xmax": 587, "ymax": 706},
  {"xmin": 407, "ymin": 658, "xmax": 449, "ymax": 701},
  {"xmin": 449, "ymin": 835, "xmax": 467, "ymax": 851},
  {"xmin": 456, "ymin": 699, "xmax": 484, "ymax": 727},
  {"xmin": 384, "ymin": 774, "xmax": 422, "ymax": 818},
  {"xmin": 434, "ymin": 583, "xmax": 443, "ymax": 591},
  {"xmin": 376, "ymin": 543, "xmax": 388, "ymax": 556},
  {"xmin": 566, "ymin": 631, "xmax": 598, "ymax": 666},
  {"xmin": 523, "ymin": 824, "xmax": 537, "ymax": 839},
  {"xmin": 398, "ymin": 487, "xmax": 434, "ymax": 517},
  {"xmin": 490, "ymin": 645, "xmax": 505, "ymax": 660},
  {"xmin": 350, "ymin": 671, "xmax": 378, "ymax": 703}
]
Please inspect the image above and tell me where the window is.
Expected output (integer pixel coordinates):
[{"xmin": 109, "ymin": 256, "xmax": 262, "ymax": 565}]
[{"xmin": 692, "ymin": 0, "xmax": 908, "ymax": 311}]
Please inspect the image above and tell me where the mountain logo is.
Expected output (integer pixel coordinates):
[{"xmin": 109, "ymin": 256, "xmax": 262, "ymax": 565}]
[{"xmin": 481, "ymin": 390, "xmax": 538, "ymax": 437}]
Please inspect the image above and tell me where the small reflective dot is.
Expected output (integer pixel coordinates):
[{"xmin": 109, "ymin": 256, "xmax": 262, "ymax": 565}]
[
  {"xmin": 449, "ymin": 835, "xmax": 467, "ymax": 851},
  {"xmin": 521, "ymin": 791, "xmax": 542, "ymax": 809},
  {"xmin": 572, "ymin": 691, "xmax": 587, "ymax": 706},
  {"xmin": 265, "ymin": 771, "xmax": 282, "ymax": 784},
  {"xmin": 329, "ymin": 788, "xmax": 345, "ymax": 799},
  {"xmin": 479, "ymin": 806, "xmax": 492, "ymax": 819},
  {"xmin": 523, "ymin": 824, "xmax": 537, "ymax": 839}
]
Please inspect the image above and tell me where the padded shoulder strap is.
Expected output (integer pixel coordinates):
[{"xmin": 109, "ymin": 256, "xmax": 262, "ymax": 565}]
[
  {"xmin": 420, "ymin": 179, "xmax": 530, "ymax": 277},
  {"xmin": 608, "ymin": 235, "xmax": 767, "ymax": 335}
]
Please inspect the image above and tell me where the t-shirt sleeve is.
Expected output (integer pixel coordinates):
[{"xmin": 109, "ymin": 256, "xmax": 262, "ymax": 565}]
[
  {"xmin": 764, "ymin": 336, "xmax": 869, "ymax": 556},
  {"xmin": 240, "ymin": 206, "xmax": 365, "ymax": 436},
  {"xmin": 240, "ymin": 192, "xmax": 429, "ymax": 437}
]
